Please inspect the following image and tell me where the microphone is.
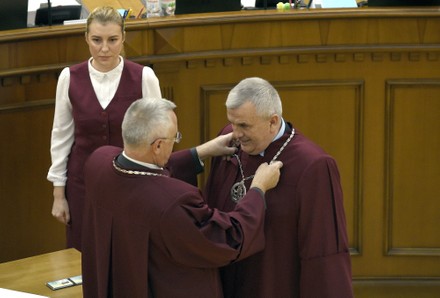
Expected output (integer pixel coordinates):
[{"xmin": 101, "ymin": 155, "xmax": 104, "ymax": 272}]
[{"xmin": 47, "ymin": 0, "xmax": 52, "ymax": 26}]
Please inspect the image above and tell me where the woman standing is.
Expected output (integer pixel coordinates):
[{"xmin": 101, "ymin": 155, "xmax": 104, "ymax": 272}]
[{"xmin": 47, "ymin": 6, "xmax": 162, "ymax": 251}]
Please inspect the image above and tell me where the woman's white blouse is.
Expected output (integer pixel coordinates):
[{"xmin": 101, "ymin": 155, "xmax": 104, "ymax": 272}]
[{"xmin": 47, "ymin": 57, "xmax": 162, "ymax": 186}]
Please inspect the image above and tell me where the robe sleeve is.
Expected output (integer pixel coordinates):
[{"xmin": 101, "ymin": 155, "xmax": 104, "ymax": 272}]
[
  {"xmin": 297, "ymin": 156, "xmax": 353, "ymax": 297},
  {"xmin": 167, "ymin": 149, "xmax": 202, "ymax": 186},
  {"xmin": 159, "ymin": 188, "xmax": 266, "ymax": 268}
]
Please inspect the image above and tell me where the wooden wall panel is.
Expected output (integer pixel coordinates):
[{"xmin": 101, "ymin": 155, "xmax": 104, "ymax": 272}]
[
  {"xmin": 0, "ymin": 103, "xmax": 65, "ymax": 262},
  {"xmin": 385, "ymin": 81, "xmax": 440, "ymax": 256},
  {"xmin": 354, "ymin": 279, "xmax": 440, "ymax": 298}
]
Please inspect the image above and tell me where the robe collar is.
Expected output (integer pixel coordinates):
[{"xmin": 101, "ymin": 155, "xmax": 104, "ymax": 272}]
[
  {"xmin": 233, "ymin": 121, "xmax": 294, "ymax": 168},
  {"xmin": 115, "ymin": 153, "xmax": 170, "ymax": 177},
  {"xmin": 258, "ymin": 118, "xmax": 287, "ymax": 157}
]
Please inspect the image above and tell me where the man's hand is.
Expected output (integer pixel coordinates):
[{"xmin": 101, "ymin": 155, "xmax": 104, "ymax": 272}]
[
  {"xmin": 250, "ymin": 161, "xmax": 283, "ymax": 193},
  {"xmin": 195, "ymin": 133, "xmax": 238, "ymax": 160}
]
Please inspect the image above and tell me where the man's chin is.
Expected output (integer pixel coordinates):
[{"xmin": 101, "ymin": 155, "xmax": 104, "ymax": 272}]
[{"xmin": 240, "ymin": 144, "xmax": 256, "ymax": 155}]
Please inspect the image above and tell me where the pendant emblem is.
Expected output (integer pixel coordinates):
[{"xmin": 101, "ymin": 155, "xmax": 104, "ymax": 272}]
[{"xmin": 231, "ymin": 181, "xmax": 247, "ymax": 203}]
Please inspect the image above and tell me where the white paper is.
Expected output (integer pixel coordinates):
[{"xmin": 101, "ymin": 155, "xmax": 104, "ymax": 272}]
[
  {"xmin": 28, "ymin": 0, "xmax": 80, "ymax": 11},
  {"xmin": 242, "ymin": 0, "xmax": 256, "ymax": 7},
  {"xmin": 0, "ymin": 288, "xmax": 48, "ymax": 298},
  {"xmin": 313, "ymin": 0, "xmax": 357, "ymax": 8}
]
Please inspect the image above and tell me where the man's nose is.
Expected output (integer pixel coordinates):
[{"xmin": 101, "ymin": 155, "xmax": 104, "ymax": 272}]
[{"xmin": 231, "ymin": 127, "xmax": 243, "ymax": 139}]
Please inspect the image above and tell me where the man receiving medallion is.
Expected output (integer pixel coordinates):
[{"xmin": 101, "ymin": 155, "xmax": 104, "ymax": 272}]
[{"xmin": 204, "ymin": 77, "xmax": 354, "ymax": 298}]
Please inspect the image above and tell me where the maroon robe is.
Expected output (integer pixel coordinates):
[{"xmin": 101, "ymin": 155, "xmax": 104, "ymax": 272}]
[
  {"xmin": 81, "ymin": 146, "xmax": 267, "ymax": 298},
  {"xmin": 204, "ymin": 123, "xmax": 353, "ymax": 298},
  {"xmin": 66, "ymin": 59, "xmax": 143, "ymax": 250}
]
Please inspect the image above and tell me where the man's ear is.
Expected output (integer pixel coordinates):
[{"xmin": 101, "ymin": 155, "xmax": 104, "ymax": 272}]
[
  {"xmin": 269, "ymin": 114, "xmax": 280, "ymax": 131},
  {"xmin": 151, "ymin": 139, "xmax": 162, "ymax": 154}
]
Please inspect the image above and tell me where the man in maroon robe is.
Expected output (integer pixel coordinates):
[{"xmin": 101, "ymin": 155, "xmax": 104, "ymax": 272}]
[
  {"xmin": 81, "ymin": 97, "xmax": 283, "ymax": 297},
  {"xmin": 204, "ymin": 77, "xmax": 354, "ymax": 297}
]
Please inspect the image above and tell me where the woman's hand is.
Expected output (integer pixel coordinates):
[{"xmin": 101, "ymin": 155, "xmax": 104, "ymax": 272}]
[{"xmin": 51, "ymin": 186, "xmax": 70, "ymax": 225}]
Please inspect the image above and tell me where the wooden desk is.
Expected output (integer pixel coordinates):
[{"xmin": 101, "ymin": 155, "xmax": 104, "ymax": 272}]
[{"xmin": 0, "ymin": 249, "xmax": 82, "ymax": 298}]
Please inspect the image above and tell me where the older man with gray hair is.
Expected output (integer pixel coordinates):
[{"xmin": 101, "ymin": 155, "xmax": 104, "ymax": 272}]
[{"xmin": 81, "ymin": 97, "xmax": 283, "ymax": 298}]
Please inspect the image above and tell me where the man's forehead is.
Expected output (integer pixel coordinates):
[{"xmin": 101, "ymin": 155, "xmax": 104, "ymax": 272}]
[{"xmin": 227, "ymin": 110, "xmax": 258, "ymax": 126}]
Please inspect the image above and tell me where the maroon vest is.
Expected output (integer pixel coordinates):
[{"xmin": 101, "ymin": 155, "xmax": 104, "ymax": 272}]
[{"xmin": 65, "ymin": 59, "xmax": 143, "ymax": 250}]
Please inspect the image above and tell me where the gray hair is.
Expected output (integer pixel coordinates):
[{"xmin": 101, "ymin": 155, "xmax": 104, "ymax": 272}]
[
  {"xmin": 122, "ymin": 98, "xmax": 176, "ymax": 146},
  {"xmin": 226, "ymin": 77, "xmax": 283, "ymax": 118}
]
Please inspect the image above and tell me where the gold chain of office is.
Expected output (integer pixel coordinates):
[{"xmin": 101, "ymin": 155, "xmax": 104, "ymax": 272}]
[{"xmin": 112, "ymin": 159, "xmax": 168, "ymax": 177}]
